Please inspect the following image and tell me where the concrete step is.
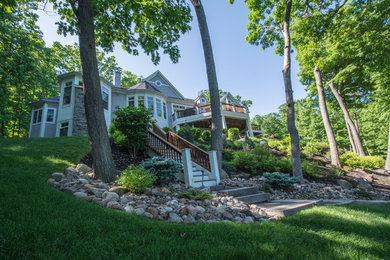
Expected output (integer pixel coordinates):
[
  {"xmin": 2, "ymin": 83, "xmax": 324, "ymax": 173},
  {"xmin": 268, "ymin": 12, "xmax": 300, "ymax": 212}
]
[
  {"xmin": 236, "ymin": 192, "xmax": 270, "ymax": 204},
  {"xmin": 219, "ymin": 186, "xmax": 260, "ymax": 197},
  {"xmin": 192, "ymin": 179, "xmax": 217, "ymax": 188},
  {"xmin": 193, "ymin": 175, "xmax": 212, "ymax": 182},
  {"xmin": 256, "ymin": 200, "xmax": 320, "ymax": 217}
]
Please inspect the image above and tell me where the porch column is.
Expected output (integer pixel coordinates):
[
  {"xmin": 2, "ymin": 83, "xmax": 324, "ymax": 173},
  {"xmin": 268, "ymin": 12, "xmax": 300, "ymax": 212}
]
[
  {"xmin": 208, "ymin": 150, "xmax": 220, "ymax": 184},
  {"xmin": 222, "ymin": 116, "xmax": 227, "ymax": 129},
  {"xmin": 40, "ymin": 103, "xmax": 48, "ymax": 137},
  {"xmin": 246, "ymin": 119, "xmax": 254, "ymax": 137},
  {"xmin": 182, "ymin": 148, "xmax": 194, "ymax": 187},
  {"xmin": 28, "ymin": 109, "xmax": 34, "ymax": 138}
]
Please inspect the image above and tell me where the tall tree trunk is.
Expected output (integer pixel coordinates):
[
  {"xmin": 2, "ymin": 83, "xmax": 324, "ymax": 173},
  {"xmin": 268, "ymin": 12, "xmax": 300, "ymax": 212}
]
[
  {"xmin": 385, "ymin": 119, "xmax": 390, "ymax": 171},
  {"xmin": 282, "ymin": 0, "xmax": 303, "ymax": 181},
  {"xmin": 190, "ymin": 0, "xmax": 223, "ymax": 171},
  {"xmin": 314, "ymin": 66, "xmax": 341, "ymax": 167},
  {"xmin": 346, "ymin": 121, "xmax": 357, "ymax": 153},
  {"xmin": 74, "ymin": 0, "xmax": 116, "ymax": 182},
  {"xmin": 353, "ymin": 112, "xmax": 360, "ymax": 134},
  {"xmin": 329, "ymin": 82, "xmax": 366, "ymax": 156}
]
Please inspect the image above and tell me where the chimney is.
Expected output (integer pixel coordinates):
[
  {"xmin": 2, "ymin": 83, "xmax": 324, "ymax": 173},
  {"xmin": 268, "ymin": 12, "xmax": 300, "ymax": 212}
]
[{"xmin": 113, "ymin": 71, "xmax": 121, "ymax": 88}]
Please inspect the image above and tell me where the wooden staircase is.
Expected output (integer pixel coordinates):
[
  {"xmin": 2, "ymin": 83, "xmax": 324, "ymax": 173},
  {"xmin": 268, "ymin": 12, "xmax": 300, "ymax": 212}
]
[{"xmin": 147, "ymin": 124, "xmax": 218, "ymax": 187}]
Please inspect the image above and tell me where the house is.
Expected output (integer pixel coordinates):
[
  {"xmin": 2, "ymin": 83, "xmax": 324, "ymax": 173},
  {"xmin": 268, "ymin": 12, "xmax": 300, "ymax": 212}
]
[{"xmin": 29, "ymin": 70, "xmax": 254, "ymax": 138}]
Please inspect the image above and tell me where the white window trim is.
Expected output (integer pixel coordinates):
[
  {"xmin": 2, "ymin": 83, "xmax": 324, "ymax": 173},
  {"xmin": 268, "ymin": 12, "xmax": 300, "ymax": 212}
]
[
  {"xmin": 59, "ymin": 121, "xmax": 70, "ymax": 137},
  {"xmin": 102, "ymin": 88, "xmax": 109, "ymax": 110},
  {"xmin": 156, "ymin": 98, "xmax": 162, "ymax": 117},
  {"xmin": 62, "ymin": 82, "xmax": 73, "ymax": 108},
  {"xmin": 45, "ymin": 108, "xmax": 57, "ymax": 124},
  {"xmin": 32, "ymin": 108, "xmax": 43, "ymax": 125}
]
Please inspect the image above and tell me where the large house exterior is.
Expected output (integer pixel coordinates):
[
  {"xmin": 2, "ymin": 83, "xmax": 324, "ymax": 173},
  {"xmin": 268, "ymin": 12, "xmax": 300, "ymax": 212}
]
[{"xmin": 29, "ymin": 70, "xmax": 254, "ymax": 138}]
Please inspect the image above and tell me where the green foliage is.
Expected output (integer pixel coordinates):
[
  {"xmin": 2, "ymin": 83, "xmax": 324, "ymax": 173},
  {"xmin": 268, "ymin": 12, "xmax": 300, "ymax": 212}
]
[
  {"xmin": 268, "ymin": 136, "xmax": 291, "ymax": 155},
  {"xmin": 244, "ymin": 135, "xmax": 256, "ymax": 150},
  {"xmin": 225, "ymin": 140, "xmax": 235, "ymax": 150},
  {"xmin": 302, "ymin": 142, "xmax": 330, "ymax": 157},
  {"xmin": 222, "ymin": 160, "xmax": 237, "ymax": 173},
  {"xmin": 117, "ymin": 165, "xmax": 156, "ymax": 193},
  {"xmin": 191, "ymin": 128, "xmax": 202, "ymax": 142},
  {"xmin": 177, "ymin": 124, "xmax": 194, "ymax": 143},
  {"xmin": 227, "ymin": 128, "xmax": 240, "ymax": 141},
  {"xmin": 111, "ymin": 106, "xmax": 153, "ymax": 156},
  {"xmin": 108, "ymin": 124, "xmax": 127, "ymax": 148},
  {"xmin": 178, "ymin": 190, "xmax": 214, "ymax": 200},
  {"xmin": 222, "ymin": 149, "xmax": 235, "ymax": 162},
  {"xmin": 200, "ymin": 130, "xmax": 211, "ymax": 142},
  {"xmin": 340, "ymin": 152, "xmax": 385, "ymax": 169},
  {"xmin": 141, "ymin": 157, "xmax": 180, "ymax": 185},
  {"xmin": 260, "ymin": 172, "xmax": 299, "ymax": 188},
  {"xmin": 251, "ymin": 113, "xmax": 287, "ymax": 138},
  {"xmin": 195, "ymin": 143, "xmax": 211, "ymax": 152},
  {"xmin": 233, "ymin": 140, "xmax": 244, "ymax": 150},
  {"xmin": 162, "ymin": 126, "xmax": 172, "ymax": 133},
  {"xmin": 301, "ymin": 160, "xmax": 321, "ymax": 178}
]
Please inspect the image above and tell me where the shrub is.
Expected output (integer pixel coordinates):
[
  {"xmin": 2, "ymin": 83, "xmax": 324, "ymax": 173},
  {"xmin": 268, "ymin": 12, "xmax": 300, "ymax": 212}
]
[
  {"xmin": 268, "ymin": 136, "xmax": 291, "ymax": 155},
  {"xmin": 225, "ymin": 140, "xmax": 235, "ymax": 149},
  {"xmin": 117, "ymin": 165, "xmax": 156, "ymax": 193},
  {"xmin": 191, "ymin": 128, "xmax": 203, "ymax": 142},
  {"xmin": 177, "ymin": 124, "xmax": 194, "ymax": 143},
  {"xmin": 200, "ymin": 130, "xmax": 211, "ymax": 142},
  {"xmin": 109, "ymin": 124, "xmax": 127, "ymax": 148},
  {"xmin": 222, "ymin": 160, "xmax": 237, "ymax": 173},
  {"xmin": 340, "ymin": 151, "xmax": 385, "ymax": 169},
  {"xmin": 227, "ymin": 128, "xmax": 240, "ymax": 141},
  {"xmin": 222, "ymin": 149, "xmax": 235, "ymax": 161},
  {"xmin": 196, "ymin": 143, "xmax": 210, "ymax": 151},
  {"xmin": 162, "ymin": 126, "xmax": 172, "ymax": 133},
  {"xmin": 231, "ymin": 152, "xmax": 259, "ymax": 174},
  {"xmin": 141, "ymin": 157, "xmax": 180, "ymax": 185},
  {"xmin": 178, "ymin": 190, "xmax": 214, "ymax": 200},
  {"xmin": 260, "ymin": 172, "xmax": 299, "ymax": 188},
  {"xmin": 111, "ymin": 106, "xmax": 153, "ymax": 157},
  {"xmin": 244, "ymin": 135, "xmax": 255, "ymax": 150},
  {"xmin": 233, "ymin": 140, "xmax": 244, "ymax": 150},
  {"xmin": 302, "ymin": 142, "xmax": 329, "ymax": 157},
  {"xmin": 301, "ymin": 160, "xmax": 322, "ymax": 177}
]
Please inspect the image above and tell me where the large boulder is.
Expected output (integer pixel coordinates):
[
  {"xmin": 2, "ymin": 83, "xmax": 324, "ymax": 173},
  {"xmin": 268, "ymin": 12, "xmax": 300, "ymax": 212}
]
[
  {"xmin": 109, "ymin": 186, "xmax": 127, "ymax": 196},
  {"xmin": 76, "ymin": 164, "xmax": 92, "ymax": 173},
  {"xmin": 337, "ymin": 179, "xmax": 353, "ymax": 190},
  {"xmin": 64, "ymin": 167, "xmax": 77, "ymax": 175},
  {"xmin": 356, "ymin": 178, "xmax": 373, "ymax": 191},
  {"xmin": 102, "ymin": 191, "xmax": 120, "ymax": 202}
]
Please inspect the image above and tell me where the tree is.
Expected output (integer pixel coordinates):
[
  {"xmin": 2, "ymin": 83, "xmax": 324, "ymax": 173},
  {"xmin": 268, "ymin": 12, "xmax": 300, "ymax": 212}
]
[
  {"xmin": 121, "ymin": 71, "xmax": 144, "ymax": 88},
  {"xmin": 190, "ymin": 0, "xmax": 223, "ymax": 171},
  {"xmin": 50, "ymin": 0, "xmax": 192, "ymax": 182},
  {"xmin": 230, "ymin": 0, "xmax": 303, "ymax": 180},
  {"xmin": 0, "ymin": 3, "xmax": 58, "ymax": 138}
]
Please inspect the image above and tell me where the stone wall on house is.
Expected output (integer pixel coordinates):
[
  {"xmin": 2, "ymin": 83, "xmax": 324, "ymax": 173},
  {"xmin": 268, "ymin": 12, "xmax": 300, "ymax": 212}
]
[{"xmin": 72, "ymin": 87, "xmax": 88, "ymax": 136}]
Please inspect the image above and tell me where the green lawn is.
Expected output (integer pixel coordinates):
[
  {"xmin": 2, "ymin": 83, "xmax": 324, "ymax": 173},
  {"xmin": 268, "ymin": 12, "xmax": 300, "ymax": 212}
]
[{"xmin": 1, "ymin": 137, "xmax": 389, "ymax": 259}]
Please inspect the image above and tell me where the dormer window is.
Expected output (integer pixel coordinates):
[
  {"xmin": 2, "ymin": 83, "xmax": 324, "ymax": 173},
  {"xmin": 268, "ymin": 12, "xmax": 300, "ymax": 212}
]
[{"xmin": 201, "ymin": 98, "xmax": 206, "ymax": 103}]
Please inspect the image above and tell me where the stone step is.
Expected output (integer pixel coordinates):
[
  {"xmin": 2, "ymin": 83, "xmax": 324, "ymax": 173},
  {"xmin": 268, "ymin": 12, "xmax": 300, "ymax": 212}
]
[
  {"xmin": 193, "ymin": 175, "xmax": 212, "ymax": 182},
  {"xmin": 192, "ymin": 179, "xmax": 217, "ymax": 188},
  {"xmin": 219, "ymin": 186, "xmax": 260, "ymax": 197},
  {"xmin": 236, "ymin": 192, "xmax": 270, "ymax": 204},
  {"xmin": 256, "ymin": 200, "xmax": 320, "ymax": 217}
]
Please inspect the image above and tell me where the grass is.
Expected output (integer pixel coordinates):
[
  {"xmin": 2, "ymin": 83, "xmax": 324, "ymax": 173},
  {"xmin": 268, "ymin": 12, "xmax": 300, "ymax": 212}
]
[{"xmin": 1, "ymin": 137, "xmax": 390, "ymax": 259}]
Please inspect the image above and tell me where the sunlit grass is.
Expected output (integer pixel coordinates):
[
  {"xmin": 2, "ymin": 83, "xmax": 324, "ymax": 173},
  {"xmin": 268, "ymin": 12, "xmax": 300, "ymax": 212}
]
[{"xmin": 0, "ymin": 137, "xmax": 389, "ymax": 259}]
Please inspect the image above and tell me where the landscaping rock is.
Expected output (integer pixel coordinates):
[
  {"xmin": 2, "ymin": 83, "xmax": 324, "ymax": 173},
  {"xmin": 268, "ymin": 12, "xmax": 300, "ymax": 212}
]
[
  {"xmin": 357, "ymin": 178, "xmax": 373, "ymax": 191},
  {"xmin": 222, "ymin": 212, "xmax": 234, "ymax": 220},
  {"xmin": 73, "ymin": 192, "xmax": 87, "ymax": 198},
  {"xmin": 76, "ymin": 163, "xmax": 92, "ymax": 173},
  {"xmin": 135, "ymin": 208, "xmax": 145, "ymax": 215},
  {"xmin": 102, "ymin": 191, "xmax": 119, "ymax": 202},
  {"xmin": 87, "ymin": 187, "xmax": 106, "ymax": 197},
  {"xmin": 64, "ymin": 167, "xmax": 77, "ymax": 175},
  {"xmin": 144, "ymin": 212, "xmax": 154, "ymax": 218},
  {"xmin": 169, "ymin": 213, "xmax": 183, "ymax": 223},
  {"xmin": 124, "ymin": 205, "xmax": 134, "ymax": 213},
  {"xmin": 183, "ymin": 214, "xmax": 196, "ymax": 224},
  {"xmin": 337, "ymin": 179, "xmax": 353, "ymax": 190},
  {"xmin": 51, "ymin": 172, "xmax": 65, "ymax": 181},
  {"xmin": 109, "ymin": 186, "xmax": 127, "ymax": 196},
  {"xmin": 78, "ymin": 178, "xmax": 89, "ymax": 185},
  {"xmin": 107, "ymin": 201, "xmax": 122, "ymax": 210},
  {"xmin": 147, "ymin": 207, "xmax": 159, "ymax": 217},
  {"xmin": 243, "ymin": 216, "xmax": 254, "ymax": 223}
]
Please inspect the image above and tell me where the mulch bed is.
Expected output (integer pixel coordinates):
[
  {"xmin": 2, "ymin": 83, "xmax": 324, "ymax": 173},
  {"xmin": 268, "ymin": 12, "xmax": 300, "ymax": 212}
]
[{"xmin": 81, "ymin": 139, "xmax": 147, "ymax": 171}]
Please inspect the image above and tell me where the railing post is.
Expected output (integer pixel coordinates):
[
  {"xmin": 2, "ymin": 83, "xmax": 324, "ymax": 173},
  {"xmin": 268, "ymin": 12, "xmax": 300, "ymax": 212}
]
[
  {"xmin": 208, "ymin": 150, "xmax": 220, "ymax": 184},
  {"xmin": 182, "ymin": 148, "xmax": 194, "ymax": 187}
]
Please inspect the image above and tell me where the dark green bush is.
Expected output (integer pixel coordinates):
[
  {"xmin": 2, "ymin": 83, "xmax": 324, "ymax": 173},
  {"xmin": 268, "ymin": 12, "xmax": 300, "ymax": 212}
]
[
  {"xmin": 200, "ymin": 130, "xmax": 211, "ymax": 142},
  {"xmin": 227, "ymin": 128, "xmax": 240, "ymax": 141},
  {"xmin": 191, "ymin": 128, "xmax": 203, "ymax": 142},
  {"xmin": 233, "ymin": 140, "xmax": 244, "ymax": 150},
  {"xmin": 231, "ymin": 152, "xmax": 259, "ymax": 173},
  {"xmin": 225, "ymin": 140, "xmax": 235, "ymax": 149},
  {"xmin": 117, "ymin": 165, "xmax": 156, "ymax": 193},
  {"xmin": 111, "ymin": 106, "xmax": 153, "ymax": 156},
  {"xmin": 222, "ymin": 149, "xmax": 235, "ymax": 161},
  {"xmin": 141, "ymin": 157, "xmax": 180, "ymax": 185},
  {"xmin": 178, "ymin": 190, "xmax": 214, "ymax": 200},
  {"xmin": 162, "ymin": 126, "xmax": 172, "ymax": 133},
  {"xmin": 222, "ymin": 160, "xmax": 237, "ymax": 173},
  {"xmin": 302, "ymin": 142, "xmax": 329, "ymax": 157},
  {"xmin": 177, "ymin": 124, "xmax": 194, "ymax": 143},
  {"xmin": 340, "ymin": 152, "xmax": 385, "ymax": 169},
  {"xmin": 260, "ymin": 172, "xmax": 299, "ymax": 188},
  {"xmin": 196, "ymin": 143, "xmax": 211, "ymax": 151},
  {"xmin": 301, "ymin": 160, "xmax": 322, "ymax": 177},
  {"xmin": 244, "ymin": 135, "xmax": 256, "ymax": 150},
  {"xmin": 109, "ymin": 124, "xmax": 127, "ymax": 148}
]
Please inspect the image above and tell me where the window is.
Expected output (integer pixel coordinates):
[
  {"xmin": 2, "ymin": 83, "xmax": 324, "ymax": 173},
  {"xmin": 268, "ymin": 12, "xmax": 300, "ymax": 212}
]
[
  {"xmin": 138, "ymin": 96, "xmax": 145, "ymax": 107},
  {"xmin": 155, "ymin": 80, "xmax": 162, "ymax": 86},
  {"xmin": 46, "ymin": 109, "xmax": 55, "ymax": 123},
  {"xmin": 156, "ymin": 99, "xmax": 162, "ymax": 117},
  {"xmin": 201, "ymin": 98, "xmax": 206, "ymax": 103},
  {"xmin": 128, "ymin": 96, "xmax": 135, "ymax": 107},
  {"xmin": 102, "ymin": 89, "xmax": 109, "ymax": 110},
  {"xmin": 60, "ymin": 122, "xmax": 69, "ymax": 137},
  {"xmin": 147, "ymin": 96, "xmax": 154, "ymax": 116},
  {"xmin": 173, "ymin": 104, "xmax": 185, "ymax": 113},
  {"xmin": 63, "ymin": 82, "xmax": 72, "ymax": 106},
  {"xmin": 163, "ymin": 102, "xmax": 167, "ymax": 119},
  {"xmin": 33, "ymin": 109, "xmax": 43, "ymax": 124}
]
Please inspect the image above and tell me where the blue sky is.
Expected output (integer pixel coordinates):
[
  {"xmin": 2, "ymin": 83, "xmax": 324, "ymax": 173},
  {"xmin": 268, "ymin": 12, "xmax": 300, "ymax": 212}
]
[{"xmin": 36, "ymin": 1, "xmax": 308, "ymax": 117}]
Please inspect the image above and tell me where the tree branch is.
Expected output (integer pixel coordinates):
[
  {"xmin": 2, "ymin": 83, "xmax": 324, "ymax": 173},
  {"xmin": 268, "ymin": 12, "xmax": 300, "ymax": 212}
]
[{"xmin": 69, "ymin": 0, "xmax": 79, "ymax": 18}]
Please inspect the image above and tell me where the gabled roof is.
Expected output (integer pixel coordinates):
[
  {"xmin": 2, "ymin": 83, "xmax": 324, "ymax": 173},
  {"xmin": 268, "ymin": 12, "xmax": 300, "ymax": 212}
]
[
  {"xmin": 194, "ymin": 92, "xmax": 208, "ymax": 103},
  {"xmin": 145, "ymin": 70, "xmax": 185, "ymax": 100},
  {"xmin": 29, "ymin": 96, "xmax": 60, "ymax": 108},
  {"xmin": 220, "ymin": 92, "xmax": 240, "ymax": 106},
  {"xmin": 129, "ymin": 81, "xmax": 160, "ymax": 92}
]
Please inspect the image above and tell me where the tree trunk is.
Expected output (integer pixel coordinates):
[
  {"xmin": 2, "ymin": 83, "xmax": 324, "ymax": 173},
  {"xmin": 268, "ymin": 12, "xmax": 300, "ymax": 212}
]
[
  {"xmin": 385, "ymin": 119, "xmax": 390, "ymax": 171},
  {"xmin": 329, "ymin": 82, "xmax": 366, "ymax": 156},
  {"xmin": 314, "ymin": 66, "xmax": 341, "ymax": 167},
  {"xmin": 346, "ymin": 121, "xmax": 357, "ymax": 153},
  {"xmin": 282, "ymin": 0, "xmax": 303, "ymax": 181},
  {"xmin": 76, "ymin": 0, "xmax": 116, "ymax": 182},
  {"xmin": 191, "ymin": 0, "xmax": 223, "ymax": 171}
]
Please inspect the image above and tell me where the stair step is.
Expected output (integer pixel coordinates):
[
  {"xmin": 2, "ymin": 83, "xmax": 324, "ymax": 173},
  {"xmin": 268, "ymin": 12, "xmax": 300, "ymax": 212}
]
[
  {"xmin": 193, "ymin": 175, "xmax": 212, "ymax": 182},
  {"xmin": 236, "ymin": 193, "xmax": 270, "ymax": 204},
  {"xmin": 194, "ymin": 179, "xmax": 216, "ymax": 183},
  {"xmin": 219, "ymin": 186, "xmax": 260, "ymax": 197}
]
